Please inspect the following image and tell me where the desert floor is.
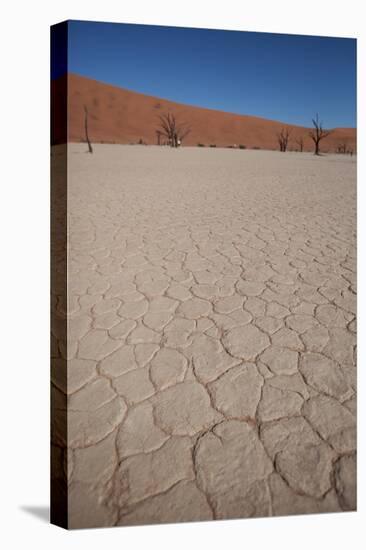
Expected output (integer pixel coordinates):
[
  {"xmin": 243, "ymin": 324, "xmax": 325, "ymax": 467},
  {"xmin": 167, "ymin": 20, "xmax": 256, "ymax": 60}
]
[{"xmin": 54, "ymin": 144, "xmax": 356, "ymax": 528}]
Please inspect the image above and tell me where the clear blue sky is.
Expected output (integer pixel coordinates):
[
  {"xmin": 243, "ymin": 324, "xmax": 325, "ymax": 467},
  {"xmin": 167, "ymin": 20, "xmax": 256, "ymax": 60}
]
[{"xmin": 52, "ymin": 20, "xmax": 356, "ymax": 128}]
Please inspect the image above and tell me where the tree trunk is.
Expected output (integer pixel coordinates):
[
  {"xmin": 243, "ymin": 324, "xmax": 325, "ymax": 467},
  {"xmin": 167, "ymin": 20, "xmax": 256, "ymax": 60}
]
[{"xmin": 84, "ymin": 106, "xmax": 93, "ymax": 153}]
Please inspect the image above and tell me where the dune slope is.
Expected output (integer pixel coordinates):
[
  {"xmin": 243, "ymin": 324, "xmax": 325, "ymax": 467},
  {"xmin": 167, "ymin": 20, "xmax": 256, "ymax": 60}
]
[{"xmin": 51, "ymin": 73, "xmax": 356, "ymax": 152}]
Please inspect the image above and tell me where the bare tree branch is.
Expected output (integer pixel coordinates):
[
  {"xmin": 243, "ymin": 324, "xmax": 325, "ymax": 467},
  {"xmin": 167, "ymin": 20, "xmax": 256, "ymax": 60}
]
[
  {"xmin": 276, "ymin": 127, "xmax": 291, "ymax": 152},
  {"xmin": 309, "ymin": 113, "xmax": 332, "ymax": 155},
  {"xmin": 337, "ymin": 141, "xmax": 347, "ymax": 154},
  {"xmin": 178, "ymin": 125, "xmax": 191, "ymax": 141},
  {"xmin": 157, "ymin": 113, "xmax": 191, "ymax": 147}
]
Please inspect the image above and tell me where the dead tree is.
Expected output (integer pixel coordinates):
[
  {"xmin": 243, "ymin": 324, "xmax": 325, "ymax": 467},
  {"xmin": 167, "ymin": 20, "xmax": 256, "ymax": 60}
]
[
  {"xmin": 84, "ymin": 105, "xmax": 93, "ymax": 153},
  {"xmin": 157, "ymin": 113, "xmax": 191, "ymax": 148},
  {"xmin": 295, "ymin": 136, "xmax": 304, "ymax": 152},
  {"xmin": 156, "ymin": 130, "xmax": 162, "ymax": 145},
  {"xmin": 277, "ymin": 127, "xmax": 291, "ymax": 152},
  {"xmin": 337, "ymin": 142, "xmax": 347, "ymax": 154},
  {"xmin": 309, "ymin": 113, "xmax": 332, "ymax": 155}
]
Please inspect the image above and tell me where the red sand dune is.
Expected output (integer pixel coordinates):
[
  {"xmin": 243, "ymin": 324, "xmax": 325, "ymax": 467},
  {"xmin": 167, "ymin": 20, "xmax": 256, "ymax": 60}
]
[{"xmin": 51, "ymin": 73, "xmax": 356, "ymax": 152}]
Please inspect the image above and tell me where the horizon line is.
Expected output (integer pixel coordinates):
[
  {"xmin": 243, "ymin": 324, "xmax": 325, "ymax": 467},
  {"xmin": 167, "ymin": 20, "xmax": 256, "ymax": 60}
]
[{"xmin": 54, "ymin": 71, "xmax": 357, "ymax": 131}]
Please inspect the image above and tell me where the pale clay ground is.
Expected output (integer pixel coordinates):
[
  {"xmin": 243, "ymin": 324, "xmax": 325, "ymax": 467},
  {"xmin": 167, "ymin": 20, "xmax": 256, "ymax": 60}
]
[{"xmin": 52, "ymin": 144, "xmax": 356, "ymax": 528}]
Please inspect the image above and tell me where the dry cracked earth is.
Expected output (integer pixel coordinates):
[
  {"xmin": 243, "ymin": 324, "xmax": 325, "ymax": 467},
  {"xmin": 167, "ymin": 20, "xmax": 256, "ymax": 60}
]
[{"xmin": 51, "ymin": 144, "xmax": 356, "ymax": 529}]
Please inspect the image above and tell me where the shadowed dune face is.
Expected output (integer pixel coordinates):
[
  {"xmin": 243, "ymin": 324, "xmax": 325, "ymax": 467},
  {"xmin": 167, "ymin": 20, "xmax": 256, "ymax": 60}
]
[{"xmin": 51, "ymin": 74, "xmax": 356, "ymax": 152}]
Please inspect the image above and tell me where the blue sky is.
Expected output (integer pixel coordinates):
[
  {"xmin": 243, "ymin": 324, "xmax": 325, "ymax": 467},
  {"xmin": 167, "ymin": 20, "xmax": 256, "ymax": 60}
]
[{"xmin": 52, "ymin": 20, "xmax": 356, "ymax": 128}]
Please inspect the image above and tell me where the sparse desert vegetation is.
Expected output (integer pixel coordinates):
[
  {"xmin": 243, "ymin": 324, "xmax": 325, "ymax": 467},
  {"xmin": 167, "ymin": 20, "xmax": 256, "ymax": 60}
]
[{"xmin": 51, "ymin": 75, "xmax": 356, "ymax": 153}]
